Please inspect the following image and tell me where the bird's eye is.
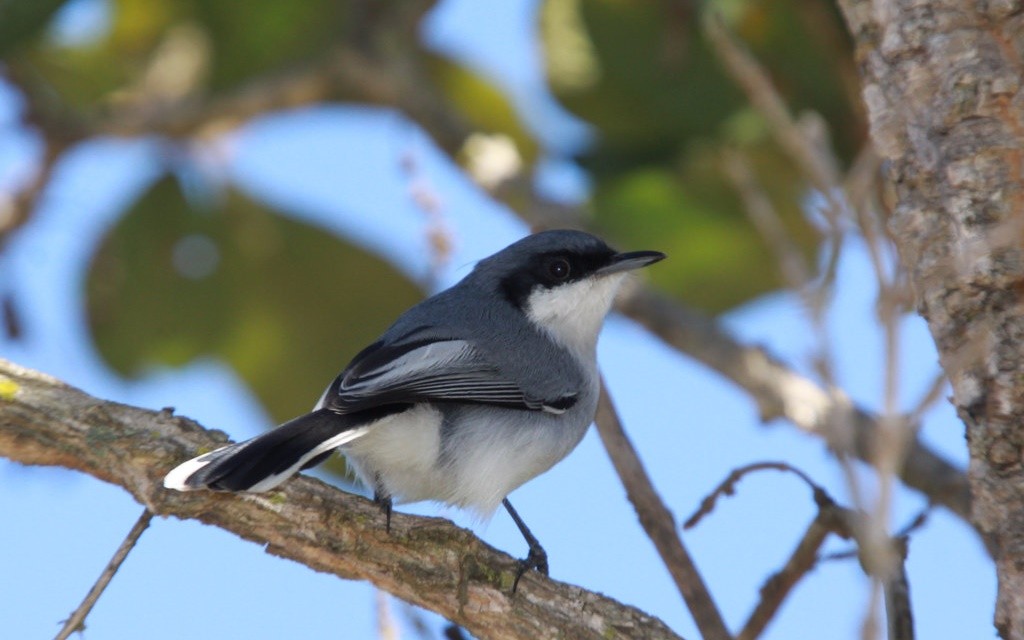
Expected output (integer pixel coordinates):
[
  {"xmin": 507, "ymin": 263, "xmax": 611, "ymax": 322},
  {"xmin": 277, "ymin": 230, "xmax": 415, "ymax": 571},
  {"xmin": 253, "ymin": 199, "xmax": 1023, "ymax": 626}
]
[{"xmin": 547, "ymin": 258, "xmax": 571, "ymax": 280}]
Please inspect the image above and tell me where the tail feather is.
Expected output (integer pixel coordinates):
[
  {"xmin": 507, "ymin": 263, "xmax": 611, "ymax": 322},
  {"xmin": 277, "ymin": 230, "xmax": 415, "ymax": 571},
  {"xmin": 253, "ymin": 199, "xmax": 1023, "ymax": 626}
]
[{"xmin": 164, "ymin": 409, "xmax": 368, "ymax": 493}]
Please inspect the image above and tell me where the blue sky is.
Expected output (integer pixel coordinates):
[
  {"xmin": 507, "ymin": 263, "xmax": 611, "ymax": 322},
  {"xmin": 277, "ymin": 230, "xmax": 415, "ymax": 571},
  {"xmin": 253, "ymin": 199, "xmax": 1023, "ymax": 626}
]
[{"xmin": 0, "ymin": 1, "xmax": 993, "ymax": 638}]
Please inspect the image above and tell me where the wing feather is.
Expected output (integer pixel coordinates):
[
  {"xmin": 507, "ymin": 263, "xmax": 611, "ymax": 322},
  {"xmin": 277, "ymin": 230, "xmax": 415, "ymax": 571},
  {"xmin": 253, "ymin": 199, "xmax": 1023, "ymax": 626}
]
[{"xmin": 322, "ymin": 332, "xmax": 575, "ymax": 414}]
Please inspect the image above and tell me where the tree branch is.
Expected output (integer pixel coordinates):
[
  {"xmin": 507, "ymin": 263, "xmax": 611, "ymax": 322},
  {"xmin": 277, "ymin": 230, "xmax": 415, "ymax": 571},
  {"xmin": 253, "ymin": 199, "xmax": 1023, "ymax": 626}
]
[
  {"xmin": 595, "ymin": 380, "xmax": 730, "ymax": 640},
  {"xmin": 614, "ymin": 286, "xmax": 970, "ymax": 523},
  {"xmin": 0, "ymin": 358, "xmax": 679, "ymax": 640}
]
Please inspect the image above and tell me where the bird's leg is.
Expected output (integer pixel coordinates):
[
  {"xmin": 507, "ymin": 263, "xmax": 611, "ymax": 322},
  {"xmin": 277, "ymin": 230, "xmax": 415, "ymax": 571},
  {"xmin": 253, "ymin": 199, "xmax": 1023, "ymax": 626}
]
[
  {"xmin": 502, "ymin": 498, "xmax": 548, "ymax": 592},
  {"xmin": 373, "ymin": 490, "xmax": 393, "ymax": 533}
]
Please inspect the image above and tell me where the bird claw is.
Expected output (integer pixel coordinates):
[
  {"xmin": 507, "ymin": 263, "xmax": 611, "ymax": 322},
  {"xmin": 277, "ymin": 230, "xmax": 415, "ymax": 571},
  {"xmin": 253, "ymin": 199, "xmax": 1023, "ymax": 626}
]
[{"xmin": 512, "ymin": 544, "xmax": 548, "ymax": 593}]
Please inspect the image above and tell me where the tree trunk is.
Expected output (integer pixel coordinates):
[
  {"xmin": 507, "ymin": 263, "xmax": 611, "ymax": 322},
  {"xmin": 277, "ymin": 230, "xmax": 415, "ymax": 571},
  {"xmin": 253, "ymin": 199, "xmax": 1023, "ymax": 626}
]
[{"xmin": 836, "ymin": 1, "xmax": 1024, "ymax": 636}]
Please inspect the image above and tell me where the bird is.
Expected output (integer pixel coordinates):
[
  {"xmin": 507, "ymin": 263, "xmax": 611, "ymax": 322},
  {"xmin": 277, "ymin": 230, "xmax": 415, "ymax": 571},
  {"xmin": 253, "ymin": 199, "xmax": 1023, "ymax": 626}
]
[{"xmin": 164, "ymin": 229, "xmax": 665, "ymax": 589}]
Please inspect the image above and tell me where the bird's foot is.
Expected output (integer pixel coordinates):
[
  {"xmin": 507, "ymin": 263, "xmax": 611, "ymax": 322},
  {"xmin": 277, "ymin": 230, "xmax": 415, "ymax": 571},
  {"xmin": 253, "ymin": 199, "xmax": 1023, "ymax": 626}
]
[
  {"xmin": 374, "ymin": 493, "xmax": 393, "ymax": 533},
  {"xmin": 512, "ymin": 542, "xmax": 548, "ymax": 593}
]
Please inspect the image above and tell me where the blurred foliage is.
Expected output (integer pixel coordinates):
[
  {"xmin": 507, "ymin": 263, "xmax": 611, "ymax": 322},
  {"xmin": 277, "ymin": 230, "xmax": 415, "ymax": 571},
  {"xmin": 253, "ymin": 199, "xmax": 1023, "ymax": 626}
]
[
  {"xmin": 427, "ymin": 54, "xmax": 541, "ymax": 165},
  {"xmin": 8, "ymin": 0, "xmax": 863, "ymax": 435},
  {"xmin": 542, "ymin": 0, "xmax": 863, "ymax": 310},
  {"xmin": 0, "ymin": 0, "xmax": 67, "ymax": 56},
  {"xmin": 17, "ymin": 0, "xmax": 353, "ymax": 111},
  {"xmin": 86, "ymin": 176, "xmax": 423, "ymax": 426}
]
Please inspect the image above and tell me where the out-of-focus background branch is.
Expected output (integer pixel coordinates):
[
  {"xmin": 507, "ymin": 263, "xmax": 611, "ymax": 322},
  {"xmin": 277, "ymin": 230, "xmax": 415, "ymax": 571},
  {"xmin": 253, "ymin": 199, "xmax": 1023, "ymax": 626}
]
[{"xmin": 0, "ymin": 0, "xmax": 1003, "ymax": 638}]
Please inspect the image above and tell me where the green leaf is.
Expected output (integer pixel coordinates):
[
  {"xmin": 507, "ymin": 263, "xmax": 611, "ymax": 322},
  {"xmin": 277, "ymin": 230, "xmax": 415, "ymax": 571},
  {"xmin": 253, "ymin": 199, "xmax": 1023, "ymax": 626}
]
[
  {"xmin": 0, "ymin": 0, "xmax": 68, "ymax": 56},
  {"xmin": 86, "ymin": 175, "xmax": 424, "ymax": 424},
  {"xmin": 593, "ymin": 139, "xmax": 818, "ymax": 312},
  {"xmin": 541, "ymin": 0, "xmax": 858, "ymax": 311}
]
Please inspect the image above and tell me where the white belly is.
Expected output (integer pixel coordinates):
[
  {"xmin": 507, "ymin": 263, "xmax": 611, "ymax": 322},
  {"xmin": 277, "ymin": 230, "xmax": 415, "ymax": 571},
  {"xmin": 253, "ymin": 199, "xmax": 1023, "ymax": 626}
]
[{"xmin": 341, "ymin": 401, "xmax": 592, "ymax": 517}]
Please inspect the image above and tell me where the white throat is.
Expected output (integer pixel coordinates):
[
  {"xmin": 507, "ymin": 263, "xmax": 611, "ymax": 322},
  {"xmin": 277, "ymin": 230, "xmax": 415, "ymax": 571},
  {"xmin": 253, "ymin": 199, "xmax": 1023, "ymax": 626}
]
[{"xmin": 524, "ymin": 273, "xmax": 628, "ymax": 357}]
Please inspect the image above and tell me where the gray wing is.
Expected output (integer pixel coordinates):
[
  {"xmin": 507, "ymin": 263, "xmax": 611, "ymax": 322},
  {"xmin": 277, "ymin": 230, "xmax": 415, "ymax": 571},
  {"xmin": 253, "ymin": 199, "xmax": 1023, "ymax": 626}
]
[{"xmin": 322, "ymin": 327, "xmax": 577, "ymax": 414}]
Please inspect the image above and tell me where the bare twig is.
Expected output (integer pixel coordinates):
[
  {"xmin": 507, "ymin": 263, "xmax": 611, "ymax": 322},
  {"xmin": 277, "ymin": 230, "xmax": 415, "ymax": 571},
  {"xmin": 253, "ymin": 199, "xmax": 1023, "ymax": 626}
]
[
  {"xmin": 683, "ymin": 461, "xmax": 823, "ymax": 530},
  {"xmin": 817, "ymin": 498, "xmax": 915, "ymax": 640},
  {"xmin": 906, "ymin": 371, "xmax": 948, "ymax": 427},
  {"xmin": 722, "ymin": 150, "xmax": 812, "ymax": 292},
  {"xmin": 614, "ymin": 287, "xmax": 971, "ymax": 523},
  {"xmin": 710, "ymin": 16, "xmax": 922, "ymax": 633},
  {"xmin": 703, "ymin": 12, "xmax": 843, "ymax": 218},
  {"xmin": 883, "ymin": 543, "xmax": 915, "ymax": 640},
  {"xmin": 0, "ymin": 65, "xmax": 78, "ymax": 246},
  {"xmin": 54, "ymin": 509, "xmax": 154, "ymax": 640},
  {"xmin": 704, "ymin": 12, "xmax": 849, "ymax": 401},
  {"xmin": 737, "ymin": 511, "xmax": 831, "ymax": 640},
  {"xmin": 398, "ymin": 601, "xmax": 436, "ymax": 640},
  {"xmin": 376, "ymin": 590, "xmax": 399, "ymax": 640},
  {"xmin": 688, "ymin": 462, "xmax": 917, "ymax": 639},
  {"xmin": 0, "ymin": 143, "xmax": 65, "ymax": 247},
  {"xmin": 596, "ymin": 379, "xmax": 731, "ymax": 640}
]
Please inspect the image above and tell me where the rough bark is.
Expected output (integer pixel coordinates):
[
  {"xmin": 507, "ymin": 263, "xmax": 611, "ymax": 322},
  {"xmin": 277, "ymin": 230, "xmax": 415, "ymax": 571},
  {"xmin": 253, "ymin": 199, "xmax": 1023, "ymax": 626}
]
[
  {"xmin": 0, "ymin": 359, "xmax": 679, "ymax": 640},
  {"xmin": 835, "ymin": 1, "xmax": 1024, "ymax": 636}
]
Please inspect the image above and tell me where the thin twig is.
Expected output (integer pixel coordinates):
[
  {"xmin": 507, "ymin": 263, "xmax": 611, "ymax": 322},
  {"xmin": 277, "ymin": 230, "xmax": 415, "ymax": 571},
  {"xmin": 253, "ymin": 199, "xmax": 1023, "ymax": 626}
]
[
  {"xmin": 687, "ymin": 462, "xmax": 917, "ymax": 639},
  {"xmin": 737, "ymin": 511, "xmax": 832, "ymax": 640},
  {"xmin": 55, "ymin": 509, "xmax": 154, "ymax": 640},
  {"xmin": 615, "ymin": 287, "xmax": 971, "ymax": 523},
  {"xmin": 684, "ymin": 461, "xmax": 825, "ymax": 530},
  {"xmin": 595, "ymin": 379, "xmax": 732, "ymax": 640},
  {"xmin": 722, "ymin": 149, "xmax": 812, "ymax": 292},
  {"xmin": 819, "ymin": 506, "xmax": 930, "ymax": 565},
  {"xmin": 703, "ymin": 11, "xmax": 843, "ymax": 219},
  {"xmin": 398, "ymin": 601, "xmax": 436, "ymax": 640},
  {"xmin": 883, "ymin": 541, "xmax": 915, "ymax": 640},
  {"xmin": 705, "ymin": 10, "xmax": 869, "ymax": 488},
  {"xmin": 816, "ymin": 500, "xmax": 916, "ymax": 640},
  {"xmin": 0, "ymin": 143, "xmax": 65, "ymax": 248},
  {"xmin": 706, "ymin": 27, "xmax": 921, "ymax": 638},
  {"xmin": 906, "ymin": 371, "xmax": 948, "ymax": 426},
  {"xmin": 376, "ymin": 590, "xmax": 399, "ymax": 640},
  {"xmin": 705, "ymin": 11, "xmax": 849, "ymax": 406}
]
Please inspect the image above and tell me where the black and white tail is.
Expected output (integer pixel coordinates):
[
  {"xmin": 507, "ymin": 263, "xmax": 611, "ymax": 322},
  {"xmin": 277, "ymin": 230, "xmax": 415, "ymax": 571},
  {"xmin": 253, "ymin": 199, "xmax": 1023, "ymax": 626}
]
[{"xmin": 163, "ymin": 409, "xmax": 370, "ymax": 493}]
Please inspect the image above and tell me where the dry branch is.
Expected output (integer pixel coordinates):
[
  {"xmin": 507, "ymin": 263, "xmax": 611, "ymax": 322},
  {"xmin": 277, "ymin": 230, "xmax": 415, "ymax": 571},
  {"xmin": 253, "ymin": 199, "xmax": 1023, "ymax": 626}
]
[
  {"xmin": 0, "ymin": 358, "xmax": 679, "ymax": 640},
  {"xmin": 738, "ymin": 511, "xmax": 830, "ymax": 640},
  {"xmin": 687, "ymin": 461, "xmax": 917, "ymax": 640},
  {"xmin": 614, "ymin": 287, "xmax": 970, "ymax": 522},
  {"xmin": 55, "ymin": 510, "xmax": 154, "ymax": 640},
  {"xmin": 595, "ymin": 381, "xmax": 729, "ymax": 640}
]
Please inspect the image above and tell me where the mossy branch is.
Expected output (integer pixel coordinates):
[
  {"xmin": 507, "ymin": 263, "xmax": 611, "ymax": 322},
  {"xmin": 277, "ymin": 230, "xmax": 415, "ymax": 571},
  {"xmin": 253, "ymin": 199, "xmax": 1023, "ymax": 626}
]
[{"xmin": 0, "ymin": 358, "xmax": 680, "ymax": 640}]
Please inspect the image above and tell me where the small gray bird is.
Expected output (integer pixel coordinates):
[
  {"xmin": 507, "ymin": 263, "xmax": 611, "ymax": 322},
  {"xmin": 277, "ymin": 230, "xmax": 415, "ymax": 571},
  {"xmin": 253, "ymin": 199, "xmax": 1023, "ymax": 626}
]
[{"xmin": 164, "ymin": 229, "xmax": 664, "ymax": 587}]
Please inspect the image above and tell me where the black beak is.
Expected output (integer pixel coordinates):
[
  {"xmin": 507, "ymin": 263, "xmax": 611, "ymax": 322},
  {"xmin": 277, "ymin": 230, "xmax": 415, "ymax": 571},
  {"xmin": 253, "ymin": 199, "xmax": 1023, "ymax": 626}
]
[{"xmin": 596, "ymin": 250, "xmax": 666, "ymax": 276}]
